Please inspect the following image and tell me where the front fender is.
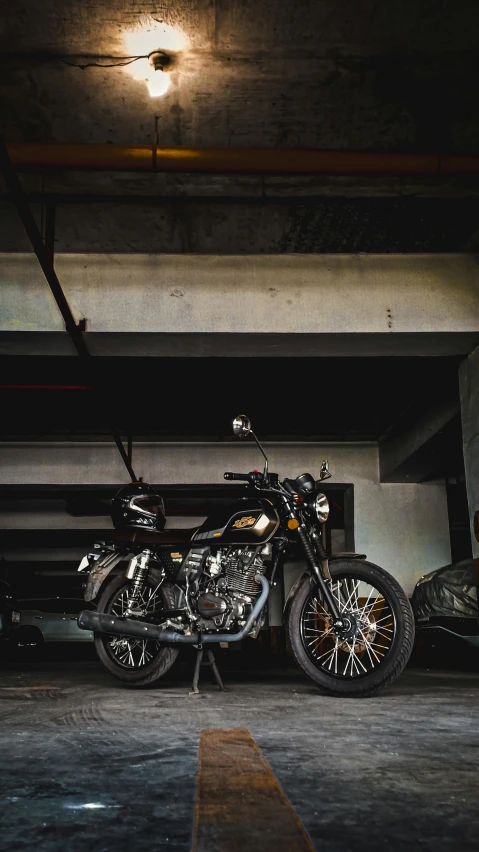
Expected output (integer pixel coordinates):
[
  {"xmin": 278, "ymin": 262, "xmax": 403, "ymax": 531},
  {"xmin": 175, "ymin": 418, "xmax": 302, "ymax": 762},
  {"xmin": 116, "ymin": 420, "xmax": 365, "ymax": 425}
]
[
  {"xmin": 282, "ymin": 569, "xmax": 311, "ymax": 625},
  {"xmin": 84, "ymin": 550, "xmax": 125, "ymax": 601},
  {"xmin": 282, "ymin": 551, "xmax": 367, "ymax": 623}
]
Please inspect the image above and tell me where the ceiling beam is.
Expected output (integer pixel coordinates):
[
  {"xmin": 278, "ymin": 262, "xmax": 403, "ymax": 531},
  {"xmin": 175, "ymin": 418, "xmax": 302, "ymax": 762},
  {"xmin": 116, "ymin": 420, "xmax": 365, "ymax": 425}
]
[{"xmin": 379, "ymin": 394, "xmax": 460, "ymax": 482}]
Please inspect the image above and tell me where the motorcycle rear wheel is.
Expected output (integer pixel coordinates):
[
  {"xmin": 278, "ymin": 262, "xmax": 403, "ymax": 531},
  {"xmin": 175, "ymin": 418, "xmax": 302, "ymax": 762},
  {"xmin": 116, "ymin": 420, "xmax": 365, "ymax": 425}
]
[
  {"xmin": 94, "ymin": 568, "xmax": 179, "ymax": 686},
  {"xmin": 288, "ymin": 559, "xmax": 414, "ymax": 697}
]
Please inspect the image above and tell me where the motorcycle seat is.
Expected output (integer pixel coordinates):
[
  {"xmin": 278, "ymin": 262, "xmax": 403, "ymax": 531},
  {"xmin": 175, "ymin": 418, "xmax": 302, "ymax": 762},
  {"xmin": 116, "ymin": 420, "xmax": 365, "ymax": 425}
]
[{"xmin": 110, "ymin": 528, "xmax": 199, "ymax": 546}]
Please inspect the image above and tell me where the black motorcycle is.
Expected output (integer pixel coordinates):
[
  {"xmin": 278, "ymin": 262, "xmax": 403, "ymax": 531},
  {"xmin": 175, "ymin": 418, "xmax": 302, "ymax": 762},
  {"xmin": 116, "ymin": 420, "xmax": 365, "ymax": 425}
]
[{"xmin": 78, "ymin": 415, "xmax": 414, "ymax": 697}]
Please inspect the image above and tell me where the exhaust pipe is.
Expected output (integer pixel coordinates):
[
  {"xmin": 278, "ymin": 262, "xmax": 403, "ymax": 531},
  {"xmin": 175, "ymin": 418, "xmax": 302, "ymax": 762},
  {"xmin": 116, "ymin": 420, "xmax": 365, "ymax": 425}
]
[{"xmin": 78, "ymin": 574, "xmax": 269, "ymax": 645}]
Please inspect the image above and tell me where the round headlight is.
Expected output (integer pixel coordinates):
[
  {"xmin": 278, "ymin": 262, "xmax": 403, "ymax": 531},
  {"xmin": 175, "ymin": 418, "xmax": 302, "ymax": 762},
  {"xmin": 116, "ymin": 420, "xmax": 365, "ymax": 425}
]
[{"xmin": 314, "ymin": 492, "xmax": 330, "ymax": 524}]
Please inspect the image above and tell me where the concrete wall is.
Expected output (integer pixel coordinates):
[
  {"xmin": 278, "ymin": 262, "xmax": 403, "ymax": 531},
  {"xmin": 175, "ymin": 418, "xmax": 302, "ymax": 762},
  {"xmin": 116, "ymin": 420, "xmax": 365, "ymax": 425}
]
[
  {"xmin": 1, "ymin": 253, "xmax": 478, "ymax": 335},
  {"xmin": 0, "ymin": 441, "xmax": 451, "ymax": 596}
]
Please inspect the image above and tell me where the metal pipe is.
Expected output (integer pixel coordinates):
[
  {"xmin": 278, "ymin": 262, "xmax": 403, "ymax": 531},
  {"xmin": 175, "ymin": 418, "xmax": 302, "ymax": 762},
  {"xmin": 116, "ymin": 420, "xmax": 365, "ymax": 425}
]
[
  {"xmin": 78, "ymin": 573, "xmax": 270, "ymax": 644},
  {"xmin": 0, "ymin": 140, "xmax": 138, "ymax": 484},
  {"xmin": 0, "ymin": 140, "xmax": 88, "ymax": 356},
  {"xmin": 112, "ymin": 434, "xmax": 137, "ymax": 484},
  {"xmin": 44, "ymin": 202, "xmax": 56, "ymax": 266},
  {"xmin": 0, "ymin": 385, "xmax": 91, "ymax": 390},
  {"xmin": 6, "ymin": 142, "xmax": 479, "ymax": 175}
]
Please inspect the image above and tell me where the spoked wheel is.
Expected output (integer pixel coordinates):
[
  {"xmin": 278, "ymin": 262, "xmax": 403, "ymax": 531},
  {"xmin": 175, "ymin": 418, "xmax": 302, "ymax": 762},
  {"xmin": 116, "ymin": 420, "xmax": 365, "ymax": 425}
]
[
  {"xmin": 288, "ymin": 559, "xmax": 414, "ymax": 697},
  {"xmin": 107, "ymin": 583, "xmax": 165, "ymax": 670},
  {"xmin": 94, "ymin": 567, "xmax": 179, "ymax": 686}
]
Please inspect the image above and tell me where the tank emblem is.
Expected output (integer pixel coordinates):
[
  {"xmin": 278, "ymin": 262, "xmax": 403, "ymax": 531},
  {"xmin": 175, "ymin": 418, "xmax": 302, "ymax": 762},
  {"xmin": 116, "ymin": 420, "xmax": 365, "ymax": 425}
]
[{"xmin": 233, "ymin": 515, "xmax": 257, "ymax": 529}]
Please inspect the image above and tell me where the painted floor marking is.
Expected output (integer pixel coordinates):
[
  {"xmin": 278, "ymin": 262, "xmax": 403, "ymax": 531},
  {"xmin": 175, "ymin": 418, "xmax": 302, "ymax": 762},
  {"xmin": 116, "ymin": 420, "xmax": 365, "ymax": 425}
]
[{"xmin": 192, "ymin": 728, "xmax": 315, "ymax": 852}]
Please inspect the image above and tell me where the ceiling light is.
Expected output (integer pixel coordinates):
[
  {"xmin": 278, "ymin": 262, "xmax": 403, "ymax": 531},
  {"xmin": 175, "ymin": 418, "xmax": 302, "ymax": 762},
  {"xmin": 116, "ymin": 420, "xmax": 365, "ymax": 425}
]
[
  {"xmin": 124, "ymin": 19, "xmax": 187, "ymax": 98},
  {"xmin": 146, "ymin": 51, "xmax": 170, "ymax": 97},
  {"xmin": 146, "ymin": 70, "xmax": 170, "ymax": 98}
]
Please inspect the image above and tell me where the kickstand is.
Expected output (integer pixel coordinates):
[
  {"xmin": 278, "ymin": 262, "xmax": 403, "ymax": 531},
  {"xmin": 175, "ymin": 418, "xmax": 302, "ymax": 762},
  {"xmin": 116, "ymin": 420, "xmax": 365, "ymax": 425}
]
[{"xmin": 190, "ymin": 645, "xmax": 226, "ymax": 695}]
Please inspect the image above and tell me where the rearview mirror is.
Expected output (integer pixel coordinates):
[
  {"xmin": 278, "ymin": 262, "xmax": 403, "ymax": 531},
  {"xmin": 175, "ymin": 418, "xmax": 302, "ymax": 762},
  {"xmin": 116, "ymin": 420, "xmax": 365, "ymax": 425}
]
[
  {"xmin": 319, "ymin": 459, "xmax": 332, "ymax": 481},
  {"xmin": 232, "ymin": 414, "xmax": 252, "ymax": 438}
]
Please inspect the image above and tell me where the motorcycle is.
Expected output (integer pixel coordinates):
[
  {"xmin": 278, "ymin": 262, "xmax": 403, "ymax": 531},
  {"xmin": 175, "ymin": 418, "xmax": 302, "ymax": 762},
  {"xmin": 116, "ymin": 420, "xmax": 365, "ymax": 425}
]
[{"xmin": 77, "ymin": 415, "xmax": 415, "ymax": 696}]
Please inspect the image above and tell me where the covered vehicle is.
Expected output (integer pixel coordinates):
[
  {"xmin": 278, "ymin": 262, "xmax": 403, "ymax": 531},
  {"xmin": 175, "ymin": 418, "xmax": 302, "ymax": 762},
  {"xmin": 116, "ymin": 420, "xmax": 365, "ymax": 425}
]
[{"xmin": 411, "ymin": 559, "xmax": 479, "ymax": 647}]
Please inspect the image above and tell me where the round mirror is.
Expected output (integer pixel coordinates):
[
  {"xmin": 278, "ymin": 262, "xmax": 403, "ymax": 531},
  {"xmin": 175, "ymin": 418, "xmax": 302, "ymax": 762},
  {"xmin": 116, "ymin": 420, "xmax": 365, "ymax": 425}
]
[{"xmin": 232, "ymin": 414, "xmax": 252, "ymax": 438}]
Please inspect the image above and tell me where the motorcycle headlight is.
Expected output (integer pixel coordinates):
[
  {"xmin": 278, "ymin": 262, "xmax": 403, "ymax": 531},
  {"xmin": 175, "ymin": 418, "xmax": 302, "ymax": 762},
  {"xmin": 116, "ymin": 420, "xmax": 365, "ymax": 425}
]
[{"xmin": 314, "ymin": 492, "xmax": 330, "ymax": 524}]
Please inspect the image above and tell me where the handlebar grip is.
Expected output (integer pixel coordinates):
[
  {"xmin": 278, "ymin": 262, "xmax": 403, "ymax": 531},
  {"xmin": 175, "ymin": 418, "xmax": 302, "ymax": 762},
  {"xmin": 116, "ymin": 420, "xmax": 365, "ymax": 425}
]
[{"xmin": 224, "ymin": 472, "xmax": 250, "ymax": 481}]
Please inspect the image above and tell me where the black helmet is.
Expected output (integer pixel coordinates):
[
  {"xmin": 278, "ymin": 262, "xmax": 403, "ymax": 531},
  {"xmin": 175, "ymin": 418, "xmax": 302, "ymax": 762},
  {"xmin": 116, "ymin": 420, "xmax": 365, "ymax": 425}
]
[{"xmin": 111, "ymin": 482, "xmax": 166, "ymax": 531}]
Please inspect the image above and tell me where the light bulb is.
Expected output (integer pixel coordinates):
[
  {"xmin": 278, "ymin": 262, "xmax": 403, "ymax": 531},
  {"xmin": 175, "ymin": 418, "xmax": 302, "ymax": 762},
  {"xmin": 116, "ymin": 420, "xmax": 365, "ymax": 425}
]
[
  {"xmin": 146, "ymin": 69, "xmax": 170, "ymax": 97},
  {"xmin": 123, "ymin": 19, "xmax": 186, "ymax": 97}
]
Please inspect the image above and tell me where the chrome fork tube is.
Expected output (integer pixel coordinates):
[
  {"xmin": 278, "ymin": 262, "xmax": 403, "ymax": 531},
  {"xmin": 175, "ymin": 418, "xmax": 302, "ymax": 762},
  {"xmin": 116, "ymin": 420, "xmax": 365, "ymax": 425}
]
[{"xmin": 296, "ymin": 526, "xmax": 342, "ymax": 623}]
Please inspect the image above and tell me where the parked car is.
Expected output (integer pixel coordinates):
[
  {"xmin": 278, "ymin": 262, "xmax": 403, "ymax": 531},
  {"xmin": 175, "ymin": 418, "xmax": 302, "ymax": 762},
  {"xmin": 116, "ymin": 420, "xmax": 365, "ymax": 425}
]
[
  {"xmin": 16, "ymin": 597, "xmax": 95, "ymax": 647},
  {"xmin": 0, "ymin": 580, "xmax": 21, "ymax": 650}
]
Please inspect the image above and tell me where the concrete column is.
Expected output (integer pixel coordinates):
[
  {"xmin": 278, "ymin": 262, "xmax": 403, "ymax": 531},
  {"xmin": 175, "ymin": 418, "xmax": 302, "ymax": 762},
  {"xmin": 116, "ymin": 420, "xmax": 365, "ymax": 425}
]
[{"xmin": 459, "ymin": 346, "xmax": 479, "ymax": 562}]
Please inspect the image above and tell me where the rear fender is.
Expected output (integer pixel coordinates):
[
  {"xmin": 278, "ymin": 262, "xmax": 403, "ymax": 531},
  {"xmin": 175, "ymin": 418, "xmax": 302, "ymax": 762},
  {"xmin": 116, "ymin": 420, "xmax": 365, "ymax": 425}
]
[
  {"xmin": 84, "ymin": 550, "xmax": 125, "ymax": 602},
  {"xmin": 282, "ymin": 552, "xmax": 367, "ymax": 623}
]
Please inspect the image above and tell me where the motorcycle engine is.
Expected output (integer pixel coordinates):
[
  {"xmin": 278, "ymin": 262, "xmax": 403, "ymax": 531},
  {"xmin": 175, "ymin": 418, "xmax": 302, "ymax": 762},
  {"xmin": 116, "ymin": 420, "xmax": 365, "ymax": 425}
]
[{"xmin": 195, "ymin": 544, "xmax": 271, "ymax": 633}]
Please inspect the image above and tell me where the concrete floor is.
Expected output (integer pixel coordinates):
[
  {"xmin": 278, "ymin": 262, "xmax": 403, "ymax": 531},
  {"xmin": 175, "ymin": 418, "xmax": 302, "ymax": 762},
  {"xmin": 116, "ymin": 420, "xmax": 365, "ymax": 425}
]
[{"xmin": 0, "ymin": 660, "xmax": 478, "ymax": 852}]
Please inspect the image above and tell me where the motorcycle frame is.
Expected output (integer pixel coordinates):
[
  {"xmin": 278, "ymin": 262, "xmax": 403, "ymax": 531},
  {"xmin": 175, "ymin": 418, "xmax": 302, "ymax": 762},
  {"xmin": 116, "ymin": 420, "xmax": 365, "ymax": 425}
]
[{"xmin": 80, "ymin": 483, "xmax": 348, "ymax": 635}]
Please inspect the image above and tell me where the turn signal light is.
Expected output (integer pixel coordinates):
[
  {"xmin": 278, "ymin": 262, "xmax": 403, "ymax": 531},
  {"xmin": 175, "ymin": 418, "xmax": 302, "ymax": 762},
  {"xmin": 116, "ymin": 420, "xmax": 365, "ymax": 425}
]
[
  {"xmin": 288, "ymin": 518, "xmax": 300, "ymax": 530},
  {"xmin": 292, "ymin": 493, "xmax": 304, "ymax": 505}
]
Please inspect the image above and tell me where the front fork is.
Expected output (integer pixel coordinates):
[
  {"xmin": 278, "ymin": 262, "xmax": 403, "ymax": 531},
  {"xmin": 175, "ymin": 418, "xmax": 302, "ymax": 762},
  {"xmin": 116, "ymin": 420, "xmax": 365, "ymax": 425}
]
[{"xmin": 296, "ymin": 526, "xmax": 344, "ymax": 627}]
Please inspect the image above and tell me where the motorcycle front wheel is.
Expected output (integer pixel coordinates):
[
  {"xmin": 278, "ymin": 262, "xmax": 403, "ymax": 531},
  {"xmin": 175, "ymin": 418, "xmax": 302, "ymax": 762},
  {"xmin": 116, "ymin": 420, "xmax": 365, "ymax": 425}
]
[
  {"xmin": 94, "ymin": 567, "xmax": 179, "ymax": 686},
  {"xmin": 288, "ymin": 559, "xmax": 415, "ymax": 697}
]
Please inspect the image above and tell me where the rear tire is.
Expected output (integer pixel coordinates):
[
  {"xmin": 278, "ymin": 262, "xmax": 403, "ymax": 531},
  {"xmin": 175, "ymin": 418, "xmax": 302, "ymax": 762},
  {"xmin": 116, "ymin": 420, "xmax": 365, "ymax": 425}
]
[
  {"xmin": 94, "ymin": 568, "xmax": 179, "ymax": 686},
  {"xmin": 288, "ymin": 559, "xmax": 415, "ymax": 697}
]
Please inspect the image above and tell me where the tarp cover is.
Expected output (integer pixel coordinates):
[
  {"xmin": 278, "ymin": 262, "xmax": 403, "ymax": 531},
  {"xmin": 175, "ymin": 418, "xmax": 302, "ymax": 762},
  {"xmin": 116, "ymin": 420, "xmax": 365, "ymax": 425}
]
[{"xmin": 412, "ymin": 559, "xmax": 479, "ymax": 619}]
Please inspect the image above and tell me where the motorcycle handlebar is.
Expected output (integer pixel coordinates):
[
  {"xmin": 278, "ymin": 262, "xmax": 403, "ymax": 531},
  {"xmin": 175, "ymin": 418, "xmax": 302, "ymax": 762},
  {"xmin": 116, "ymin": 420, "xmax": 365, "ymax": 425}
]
[{"xmin": 224, "ymin": 471, "xmax": 255, "ymax": 482}]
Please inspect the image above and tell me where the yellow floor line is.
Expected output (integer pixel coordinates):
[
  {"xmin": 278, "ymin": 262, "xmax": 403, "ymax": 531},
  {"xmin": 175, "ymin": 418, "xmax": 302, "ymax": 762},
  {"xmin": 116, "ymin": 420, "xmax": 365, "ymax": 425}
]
[{"xmin": 192, "ymin": 728, "xmax": 315, "ymax": 852}]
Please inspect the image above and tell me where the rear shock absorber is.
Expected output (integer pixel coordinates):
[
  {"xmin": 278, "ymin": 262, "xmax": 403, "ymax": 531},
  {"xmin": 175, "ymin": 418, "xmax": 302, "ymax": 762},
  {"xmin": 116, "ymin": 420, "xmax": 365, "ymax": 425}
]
[{"xmin": 125, "ymin": 549, "xmax": 151, "ymax": 613}]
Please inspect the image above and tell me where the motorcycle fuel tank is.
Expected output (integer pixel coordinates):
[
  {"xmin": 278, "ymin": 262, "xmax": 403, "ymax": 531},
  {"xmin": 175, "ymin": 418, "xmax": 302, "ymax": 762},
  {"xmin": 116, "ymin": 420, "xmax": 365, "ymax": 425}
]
[{"xmin": 193, "ymin": 499, "xmax": 279, "ymax": 545}]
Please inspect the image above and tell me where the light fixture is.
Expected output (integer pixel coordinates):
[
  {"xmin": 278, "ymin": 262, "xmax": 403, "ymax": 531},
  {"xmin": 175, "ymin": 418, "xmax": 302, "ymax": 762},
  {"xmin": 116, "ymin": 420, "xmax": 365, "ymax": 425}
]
[
  {"xmin": 146, "ymin": 51, "xmax": 171, "ymax": 97},
  {"xmin": 124, "ymin": 19, "xmax": 187, "ymax": 98},
  {"xmin": 58, "ymin": 20, "xmax": 186, "ymax": 99}
]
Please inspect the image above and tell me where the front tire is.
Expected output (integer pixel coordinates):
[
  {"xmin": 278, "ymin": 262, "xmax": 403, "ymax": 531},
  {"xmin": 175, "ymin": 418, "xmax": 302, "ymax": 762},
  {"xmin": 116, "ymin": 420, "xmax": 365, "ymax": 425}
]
[
  {"xmin": 288, "ymin": 559, "xmax": 415, "ymax": 697},
  {"xmin": 94, "ymin": 567, "xmax": 179, "ymax": 686}
]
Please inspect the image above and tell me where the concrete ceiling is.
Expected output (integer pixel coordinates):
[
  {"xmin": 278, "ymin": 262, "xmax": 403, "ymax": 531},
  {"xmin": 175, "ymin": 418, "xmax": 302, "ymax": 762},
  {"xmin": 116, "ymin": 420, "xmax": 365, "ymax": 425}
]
[
  {"xmin": 1, "ymin": 1, "xmax": 479, "ymax": 152},
  {"xmin": 4, "ymin": 196, "xmax": 479, "ymax": 253},
  {"xmin": 1, "ymin": 2, "xmax": 479, "ymax": 251}
]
